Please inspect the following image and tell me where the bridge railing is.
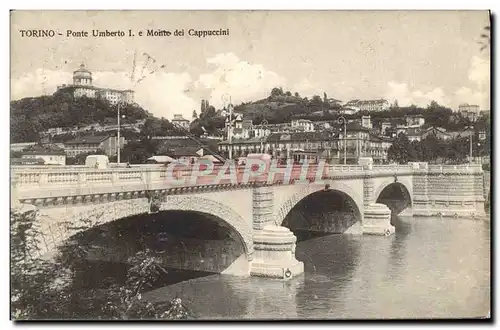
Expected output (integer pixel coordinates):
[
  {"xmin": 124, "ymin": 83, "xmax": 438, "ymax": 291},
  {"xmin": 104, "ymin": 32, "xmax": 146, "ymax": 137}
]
[
  {"xmin": 372, "ymin": 165, "xmax": 413, "ymax": 172},
  {"xmin": 329, "ymin": 165, "xmax": 364, "ymax": 172},
  {"xmin": 427, "ymin": 164, "xmax": 483, "ymax": 174},
  {"xmin": 11, "ymin": 163, "xmax": 485, "ymax": 201}
]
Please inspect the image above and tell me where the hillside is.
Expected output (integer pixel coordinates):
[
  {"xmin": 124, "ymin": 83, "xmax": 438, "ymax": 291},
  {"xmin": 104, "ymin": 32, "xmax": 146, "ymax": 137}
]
[
  {"xmin": 10, "ymin": 94, "xmax": 155, "ymax": 143},
  {"xmin": 233, "ymin": 95, "xmax": 341, "ymax": 124}
]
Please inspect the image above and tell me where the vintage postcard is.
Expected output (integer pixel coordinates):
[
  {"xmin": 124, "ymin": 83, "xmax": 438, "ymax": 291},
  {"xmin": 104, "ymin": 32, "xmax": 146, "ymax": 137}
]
[{"xmin": 10, "ymin": 10, "xmax": 491, "ymax": 320}]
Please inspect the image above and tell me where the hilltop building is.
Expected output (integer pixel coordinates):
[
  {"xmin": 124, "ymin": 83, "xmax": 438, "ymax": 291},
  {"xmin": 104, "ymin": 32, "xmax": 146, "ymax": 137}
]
[
  {"xmin": 55, "ymin": 63, "xmax": 135, "ymax": 105},
  {"xmin": 458, "ymin": 103, "xmax": 480, "ymax": 122},
  {"xmin": 344, "ymin": 99, "xmax": 390, "ymax": 112},
  {"xmin": 172, "ymin": 114, "xmax": 191, "ymax": 130}
]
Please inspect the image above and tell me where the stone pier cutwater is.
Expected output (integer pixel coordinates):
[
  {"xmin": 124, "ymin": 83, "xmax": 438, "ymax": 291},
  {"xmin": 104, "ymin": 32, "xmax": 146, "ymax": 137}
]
[
  {"xmin": 360, "ymin": 158, "xmax": 396, "ymax": 236},
  {"xmin": 250, "ymin": 184, "xmax": 304, "ymax": 279}
]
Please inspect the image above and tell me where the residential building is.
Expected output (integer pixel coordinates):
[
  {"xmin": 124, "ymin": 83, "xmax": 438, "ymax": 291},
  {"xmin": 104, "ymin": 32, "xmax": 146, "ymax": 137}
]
[
  {"xmin": 165, "ymin": 147, "xmax": 204, "ymax": 163},
  {"xmin": 55, "ymin": 64, "xmax": 135, "ymax": 105},
  {"xmin": 64, "ymin": 135, "xmax": 126, "ymax": 157},
  {"xmin": 291, "ymin": 119, "xmax": 315, "ymax": 132},
  {"xmin": 218, "ymin": 137, "xmax": 268, "ymax": 158},
  {"xmin": 315, "ymin": 121, "xmax": 332, "ymax": 131},
  {"xmin": 458, "ymin": 103, "xmax": 480, "ymax": 122},
  {"xmin": 361, "ymin": 115, "xmax": 372, "ymax": 129},
  {"xmin": 226, "ymin": 114, "xmax": 252, "ymax": 139},
  {"xmin": 405, "ymin": 114, "xmax": 425, "ymax": 127},
  {"xmin": 20, "ymin": 144, "xmax": 67, "ymax": 165},
  {"xmin": 380, "ymin": 121, "xmax": 393, "ymax": 135},
  {"xmin": 343, "ymin": 100, "xmax": 361, "ymax": 112},
  {"xmin": 404, "ymin": 128, "xmax": 424, "ymax": 142},
  {"xmin": 220, "ymin": 120, "xmax": 392, "ymax": 164},
  {"xmin": 261, "ymin": 131, "xmax": 338, "ymax": 161},
  {"xmin": 172, "ymin": 114, "xmax": 191, "ymax": 130},
  {"xmin": 252, "ymin": 124, "xmax": 272, "ymax": 138},
  {"xmin": 458, "ymin": 103, "xmax": 480, "ymax": 114},
  {"xmin": 421, "ymin": 127, "xmax": 452, "ymax": 140},
  {"xmin": 338, "ymin": 107, "xmax": 358, "ymax": 115}
]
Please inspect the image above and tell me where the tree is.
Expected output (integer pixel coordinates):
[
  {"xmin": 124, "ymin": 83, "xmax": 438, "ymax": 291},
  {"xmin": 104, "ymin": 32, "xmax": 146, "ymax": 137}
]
[
  {"xmin": 387, "ymin": 132, "xmax": 412, "ymax": 164},
  {"xmin": 323, "ymin": 92, "xmax": 328, "ymax": 102},
  {"xmin": 311, "ymin": 95, "xmax": 323, "ymax": 106},
  {"xmin": 285, "ymin": 91, "xmax": 292, "ymax": 97},
  {"xmin": 392, "ymin": 99, "xmax": 399, "ymax": 109},
  {"xmin": 121, "ymin": 139, "xmax": 158, "ymax": 164},
  {"xmin": 10, "ymin": 208, "xmax": 191, "ymax": 320},
  {"xmin": 270, "ymin": 87, "xmax": 284, "ymax": 98},
  {"xmin": 192, "ymin": 110, "xmax": 198, "ymax": 120},
  {"xmin": 294, "ymin": 92, "xmax": 300, "ymax": 98}
]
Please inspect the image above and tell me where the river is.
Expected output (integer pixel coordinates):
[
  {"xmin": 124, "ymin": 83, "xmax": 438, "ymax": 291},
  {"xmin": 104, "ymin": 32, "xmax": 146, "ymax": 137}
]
[{"xmin": 140, "ymin": 216, "xmax": 490, "ymax": 320}]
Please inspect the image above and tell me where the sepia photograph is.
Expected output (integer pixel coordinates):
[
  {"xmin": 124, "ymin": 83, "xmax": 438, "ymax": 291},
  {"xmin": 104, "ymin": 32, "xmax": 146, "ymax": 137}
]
[{"xmin": 9, "ymin": 10, "xmax": 491, "ymax": 321}]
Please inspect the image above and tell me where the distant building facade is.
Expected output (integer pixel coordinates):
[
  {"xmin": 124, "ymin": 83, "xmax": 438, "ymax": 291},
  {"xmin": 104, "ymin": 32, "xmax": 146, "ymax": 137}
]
[
  {"xmin": 291, "ymin": 119, "xmax": 315, "ymax": 132},
  {"xmin": 56, "ymin": 64, "xmax": 135, "ymax": 105},
  {"xmin": 64, "ymin": 135, "xmax": 125, "ymax": 157},
  {"xmin": 405, "ymin": 114, "xmax": 425, "ymax": 127},
  {"xmin": 20, "ymin": 144, "xmax": 67, "ymax": 165},
  {"xmin": 172, "ymin": 114, "xmax": 190, "ymax": 130},
  {"xmin": 458, "ymin": 103, "xmax": 480, "ymax": 122},
  {"xmin": 345, "ymin": 99, "xmax": 390, "ymax": 112}
]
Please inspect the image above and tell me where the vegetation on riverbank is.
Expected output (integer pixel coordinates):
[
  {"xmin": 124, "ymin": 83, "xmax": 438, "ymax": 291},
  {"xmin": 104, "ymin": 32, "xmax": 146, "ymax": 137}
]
[
  {"xmin": 387, "ymin": 131, "xmax": 490, "ymax": 164},
  {"xmin": 11, "ymin": 209, "xmax": 191, "ymax": 320}
]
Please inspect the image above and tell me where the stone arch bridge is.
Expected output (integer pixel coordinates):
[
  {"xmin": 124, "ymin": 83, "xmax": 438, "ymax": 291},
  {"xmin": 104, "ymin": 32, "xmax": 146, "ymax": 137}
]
[{"xmin": 11, "ymin": 162, "xmax": 486, "ymax": 279}]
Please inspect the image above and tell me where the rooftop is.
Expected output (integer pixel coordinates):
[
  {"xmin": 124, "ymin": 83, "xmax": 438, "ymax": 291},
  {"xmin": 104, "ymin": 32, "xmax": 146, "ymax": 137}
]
[
  {"xmin": 21, "ymin": 144, "xmax": 66, "ymax": 155},
  {"xmin": 266, "ymin": 131, "xmax": 333, "ymax": 143},
  {"xmin": 65, "ymin": 135, "xmax": 111, "ymax": 144}
]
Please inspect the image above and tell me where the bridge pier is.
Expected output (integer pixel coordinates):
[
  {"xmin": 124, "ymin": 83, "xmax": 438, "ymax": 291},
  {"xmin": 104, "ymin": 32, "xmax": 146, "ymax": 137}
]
[
  {"xmin": 361, "ymin": 159, "xmax": 395, "ymax": 236},
  {"xmin": 250, "ymin": 185, "xmax": 304, "ymax": 279}
]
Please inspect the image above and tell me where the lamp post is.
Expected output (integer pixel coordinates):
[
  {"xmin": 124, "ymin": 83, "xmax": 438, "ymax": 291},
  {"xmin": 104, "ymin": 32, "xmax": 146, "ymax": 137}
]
[
  {"xmin": 338, "ymin": 116, "xmax": 347, "ymax": 165},
  {"xmin": 466, "ymin": 124, "xmax": 474, "ymax": 164},
  {"xmin": 222, "ymin": 94, "xmax": 233, "ymax": 160},
  {"xmin": 117, "ymin": 102, "xmax": 122, "ymax": 164},
  {"xmin": 260, "ymin": 119, "xmax": 268, "ymax": 153}
]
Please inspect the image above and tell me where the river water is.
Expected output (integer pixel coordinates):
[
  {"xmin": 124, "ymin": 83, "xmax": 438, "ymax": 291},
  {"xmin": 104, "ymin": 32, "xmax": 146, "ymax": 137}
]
[{"xmin": 141, "ymin": 216, "xmax": 490, "ymax": 320}]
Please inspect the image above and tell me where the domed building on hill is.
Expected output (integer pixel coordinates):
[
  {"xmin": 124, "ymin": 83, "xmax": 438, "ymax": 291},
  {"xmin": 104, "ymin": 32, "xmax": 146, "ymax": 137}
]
[{"xmin": 55, "ymin": 63, "xmax": 135, "ymax": 105}]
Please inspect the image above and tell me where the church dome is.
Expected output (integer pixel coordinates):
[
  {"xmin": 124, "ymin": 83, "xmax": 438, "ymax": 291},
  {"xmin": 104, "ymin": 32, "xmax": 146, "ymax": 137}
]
[
  {"xmin": 74, "ymin": 63, "xmax": 91, "ymax": 76},
  {"xmin": 73, "ymin": 63, "xmax": 92, "ymax": 85}
]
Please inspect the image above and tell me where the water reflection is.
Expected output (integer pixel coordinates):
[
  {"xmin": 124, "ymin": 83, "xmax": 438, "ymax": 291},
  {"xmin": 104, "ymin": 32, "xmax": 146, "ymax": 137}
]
[
  {"xmin": 58, "ymin": 215, "xmax": 490, "ymax": 319},
  {"xmin": 295, "ymin": 234, "xmax": 361, "ymax": 319}
]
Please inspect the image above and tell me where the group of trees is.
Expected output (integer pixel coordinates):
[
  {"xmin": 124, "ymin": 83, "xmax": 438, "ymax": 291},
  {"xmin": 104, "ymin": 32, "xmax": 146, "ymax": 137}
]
[
  {"xmin": 190, "ymin": 105, "xmax": 225, "ymax": 137},
  {"xmin": 10, "ymin": 94, "xmax": 152, "ymax": 143},
  {"xmin": 11, "ymin": 208, "xmax": 190, "ymax": 320},
  {"xmin": 387, "ymin": 132, "xmax": 490, "ymax": 164}
]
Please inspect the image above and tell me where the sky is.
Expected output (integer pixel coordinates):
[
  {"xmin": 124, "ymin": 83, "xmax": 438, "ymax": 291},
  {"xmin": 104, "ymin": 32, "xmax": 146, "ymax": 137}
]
[{"xmin": 10, "ymin": 10, "xmax": 490, "ymax": 120}]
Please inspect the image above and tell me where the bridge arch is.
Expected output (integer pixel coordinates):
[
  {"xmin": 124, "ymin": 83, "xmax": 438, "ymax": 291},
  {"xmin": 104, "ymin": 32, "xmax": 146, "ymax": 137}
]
[
  {"xmin": 275, "ymin": 182, "xmax": 363, "ymax": 236},
  {"xmin": 158, "ymin": 195, "xmax": 253, "ymax": 257},
  {"xmin": 37, "ymin": 196, "xmax": 253, "ymax": 260},
  {"xmin": 275, "ymin": 181, "xmax": 364, "ymax": 226},
  {"xmin": 375, "ymin": 179, "xmax": 412, "ymax": 215}
]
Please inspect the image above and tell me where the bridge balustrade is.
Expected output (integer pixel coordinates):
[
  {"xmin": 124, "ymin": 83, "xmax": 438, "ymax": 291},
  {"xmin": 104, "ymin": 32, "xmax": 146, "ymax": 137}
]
[{"xmin": 11, "ymin": 164, "xmax": 484, "ymax": 201}]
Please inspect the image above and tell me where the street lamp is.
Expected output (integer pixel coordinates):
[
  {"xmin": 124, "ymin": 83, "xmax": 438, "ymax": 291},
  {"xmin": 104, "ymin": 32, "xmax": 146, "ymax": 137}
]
[
  {"xmin": 338, "ymin": 116, "xmax": 347, "ymax": 165},
  {"xmin": 260, "ymin": 119, "xmax": 268, "ymax": 153},
  {"xmin": 116, "ymin": 101, "xmax": 126, "ymax": 164},
  {"xmin": 466, "ymin": 124, "xmax": 474, "ymax": 164},
  {"xmin": 222, "ymin": 94, "xmax": 233, "ymax": 160}
]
